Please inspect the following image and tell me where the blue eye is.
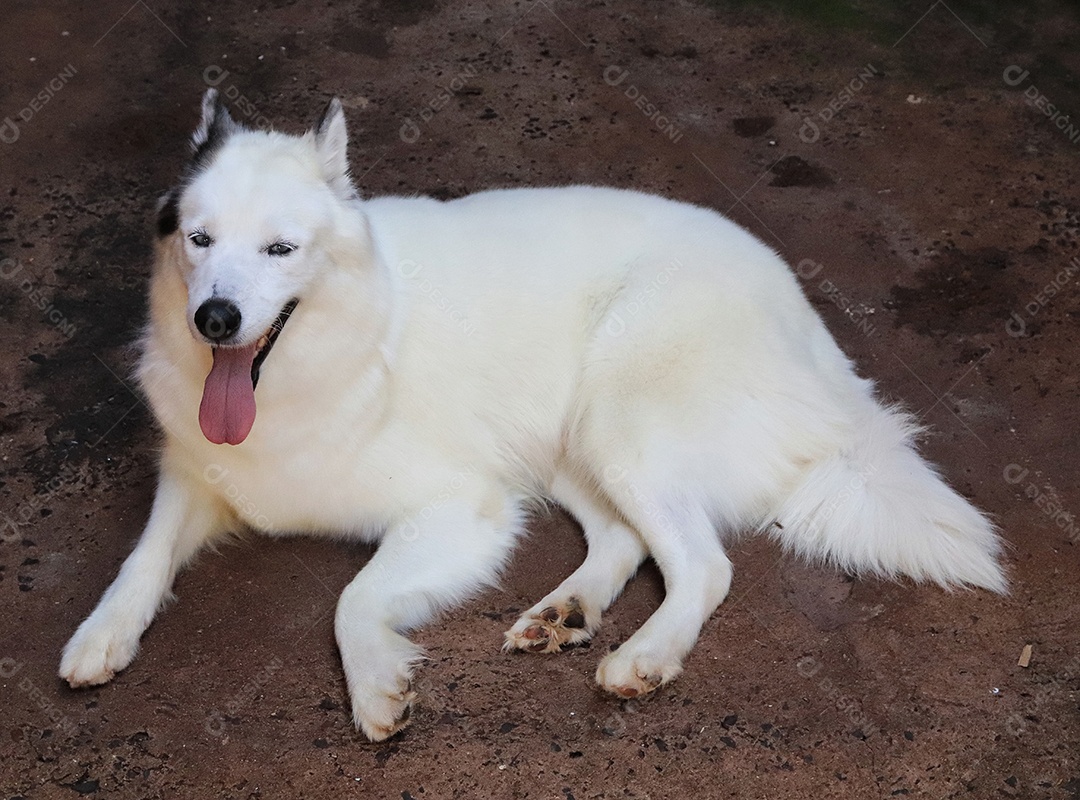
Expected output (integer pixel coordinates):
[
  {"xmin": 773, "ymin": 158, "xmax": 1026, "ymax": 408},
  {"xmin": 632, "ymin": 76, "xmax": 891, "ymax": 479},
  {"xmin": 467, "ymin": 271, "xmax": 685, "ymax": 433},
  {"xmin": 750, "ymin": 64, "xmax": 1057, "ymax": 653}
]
[
  {"xmin": 189, "ymin": 231, "xmax": 212, "ymax": 248},
  {"xmin": 266, "ymin": 241, "xmax": 296, "ymax": 256}
]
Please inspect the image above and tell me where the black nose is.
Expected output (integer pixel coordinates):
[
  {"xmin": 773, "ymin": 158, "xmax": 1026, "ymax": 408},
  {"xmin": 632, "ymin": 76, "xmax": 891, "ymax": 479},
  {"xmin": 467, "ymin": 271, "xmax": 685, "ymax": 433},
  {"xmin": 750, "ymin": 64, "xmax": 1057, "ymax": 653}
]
[{"xmin": 194, "ymin": 299, "xmax": 242, "ymax": 341}]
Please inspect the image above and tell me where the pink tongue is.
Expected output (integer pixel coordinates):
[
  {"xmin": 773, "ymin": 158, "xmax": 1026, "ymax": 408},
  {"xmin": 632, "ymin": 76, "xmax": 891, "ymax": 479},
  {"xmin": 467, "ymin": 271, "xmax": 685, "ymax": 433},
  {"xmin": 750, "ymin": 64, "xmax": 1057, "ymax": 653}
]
[{"xmin": 199, "ymin": 345, "xmax": 259, "ymax": 445}]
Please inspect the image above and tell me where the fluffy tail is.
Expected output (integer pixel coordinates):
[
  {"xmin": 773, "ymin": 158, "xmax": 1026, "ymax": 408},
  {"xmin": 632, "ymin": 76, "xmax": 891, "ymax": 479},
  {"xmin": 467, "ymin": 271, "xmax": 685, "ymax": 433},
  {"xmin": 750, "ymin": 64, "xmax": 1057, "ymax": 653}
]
[{"xmin": 769, "ymin": 401, "xmax": 1007, "ymax": 593}]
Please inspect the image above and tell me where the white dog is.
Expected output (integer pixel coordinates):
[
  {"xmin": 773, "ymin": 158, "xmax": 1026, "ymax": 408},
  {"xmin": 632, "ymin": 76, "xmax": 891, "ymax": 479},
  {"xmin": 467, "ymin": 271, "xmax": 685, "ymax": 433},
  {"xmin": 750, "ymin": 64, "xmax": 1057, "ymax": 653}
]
[{"xmin": 60, "ymin": 90, "xmax": 1006, "ymax": 741}]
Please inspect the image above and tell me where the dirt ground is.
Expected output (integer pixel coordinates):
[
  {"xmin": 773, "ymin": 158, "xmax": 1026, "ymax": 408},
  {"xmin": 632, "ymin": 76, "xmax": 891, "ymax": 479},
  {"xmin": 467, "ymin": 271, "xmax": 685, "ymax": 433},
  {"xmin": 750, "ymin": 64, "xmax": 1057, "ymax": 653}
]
[{"xmin": 2, "ymin": 0, "xmax": 1079, "ymax": 797}]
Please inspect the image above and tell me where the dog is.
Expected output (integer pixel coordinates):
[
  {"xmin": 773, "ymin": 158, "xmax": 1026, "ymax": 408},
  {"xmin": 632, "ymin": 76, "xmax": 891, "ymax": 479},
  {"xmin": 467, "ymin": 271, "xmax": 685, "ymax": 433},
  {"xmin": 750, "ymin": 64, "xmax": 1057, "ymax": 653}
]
[{"xmin": 60, "ymin": 89, "xmax": 1007, "ymax": 741}]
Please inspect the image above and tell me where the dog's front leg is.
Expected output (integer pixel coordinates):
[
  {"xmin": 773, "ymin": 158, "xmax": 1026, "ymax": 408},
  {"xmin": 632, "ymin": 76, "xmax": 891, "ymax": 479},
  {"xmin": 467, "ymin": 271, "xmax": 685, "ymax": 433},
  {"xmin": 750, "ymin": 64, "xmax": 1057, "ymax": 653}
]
[
  {"xmin": 60, "ymin": 455, "xmax": 227, "ymax": 687},
  {"xmin": 336, "ymin": 498, "xmax": 520, "ymax": 741}
]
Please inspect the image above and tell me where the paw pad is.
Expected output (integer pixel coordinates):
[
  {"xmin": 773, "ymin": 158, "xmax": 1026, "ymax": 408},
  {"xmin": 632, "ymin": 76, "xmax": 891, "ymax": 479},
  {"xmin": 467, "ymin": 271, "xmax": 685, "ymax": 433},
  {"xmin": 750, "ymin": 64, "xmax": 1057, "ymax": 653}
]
[{"xmin": 503, "ymin": 596, "xmax": 593, "ymax": 654}]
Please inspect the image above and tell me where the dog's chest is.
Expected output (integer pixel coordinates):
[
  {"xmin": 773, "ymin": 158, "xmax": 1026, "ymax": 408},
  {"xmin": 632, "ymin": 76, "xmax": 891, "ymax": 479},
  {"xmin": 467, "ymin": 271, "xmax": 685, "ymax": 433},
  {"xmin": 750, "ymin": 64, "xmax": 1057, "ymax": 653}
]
[{"xmin": 201, "ymin": 443, "xmax": 403, "ymax": 538}]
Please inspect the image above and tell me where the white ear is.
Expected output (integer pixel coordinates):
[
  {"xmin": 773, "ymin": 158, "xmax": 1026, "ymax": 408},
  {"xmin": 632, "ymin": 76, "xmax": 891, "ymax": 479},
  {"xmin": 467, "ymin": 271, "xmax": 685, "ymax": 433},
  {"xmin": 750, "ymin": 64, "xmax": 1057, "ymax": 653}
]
[
  {"xmin": 192, "ymin": 88, "xmax": 237, "ymax": 154},
  {"xmin": 313, "ymin": 98, "xmax": 355, "ymax": 198}
]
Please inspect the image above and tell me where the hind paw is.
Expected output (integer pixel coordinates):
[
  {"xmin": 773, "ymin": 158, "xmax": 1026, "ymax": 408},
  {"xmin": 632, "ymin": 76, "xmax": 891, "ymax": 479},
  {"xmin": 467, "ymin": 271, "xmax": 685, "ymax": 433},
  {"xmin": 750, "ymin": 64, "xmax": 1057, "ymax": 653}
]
[
  {"xmin": 596, "ymin": 644, "xmax": 682, "ymax": 698},
  {"xmin": 351, "ymin": 680, "xmax": 416, "ymax": 742},
  {"xmin": 341, "ymin": 631, "xmax": 422, "ymax": 742},
  {"xmin": 503, "ymin": 596, "xmax": 594, "ymax": 654}
]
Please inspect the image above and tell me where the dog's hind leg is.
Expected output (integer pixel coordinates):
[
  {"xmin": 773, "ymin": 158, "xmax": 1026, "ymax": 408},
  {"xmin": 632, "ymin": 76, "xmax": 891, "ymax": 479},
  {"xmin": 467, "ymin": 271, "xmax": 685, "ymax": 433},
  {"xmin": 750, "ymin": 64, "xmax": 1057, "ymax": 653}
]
[
  {"xmin": 593, "ymin": 473, "xmax": 733, "ymax": 699},
  {"xmin": 336, "ymin": 496, "xmax": 522, "ymax": 742},
  {"xmin": 60, "ymin": 453, "xmax": 228, "ymax": 687},
  {"xmin": 503, "ymin": 470, "xmax": 647, "ymax": 653}
]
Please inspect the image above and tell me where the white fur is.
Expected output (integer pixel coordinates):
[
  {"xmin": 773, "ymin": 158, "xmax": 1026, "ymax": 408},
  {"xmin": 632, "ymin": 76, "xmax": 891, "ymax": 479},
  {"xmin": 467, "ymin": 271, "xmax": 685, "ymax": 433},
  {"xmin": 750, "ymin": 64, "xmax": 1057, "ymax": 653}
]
[{"xmin": 60, "ymin": 94, "xmax": 1006, "ymax": 740}]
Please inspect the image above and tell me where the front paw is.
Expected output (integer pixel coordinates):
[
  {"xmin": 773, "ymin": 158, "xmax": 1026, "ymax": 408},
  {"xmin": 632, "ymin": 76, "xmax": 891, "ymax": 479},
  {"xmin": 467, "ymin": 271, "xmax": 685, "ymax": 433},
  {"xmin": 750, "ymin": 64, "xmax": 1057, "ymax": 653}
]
[
  {"xmin": 59, "ymin": 612, "xmax": 140, "ymax": 688},
  {"xmin": 340, "ymin": 632, "xmax": 424, "ymax": 742}
]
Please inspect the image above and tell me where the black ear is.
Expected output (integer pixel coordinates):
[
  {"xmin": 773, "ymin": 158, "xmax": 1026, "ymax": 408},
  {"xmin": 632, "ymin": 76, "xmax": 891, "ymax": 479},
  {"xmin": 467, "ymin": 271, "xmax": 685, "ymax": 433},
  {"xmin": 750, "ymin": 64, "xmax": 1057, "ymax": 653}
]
[
  {"xmin": 191, "ymin": 88, "xmax": 238, "ymax": 165},
  {"xmin": 157, "ymin": 91, "xmax": 239, "ymax": 239},
  {"xmin": 313, "ymin": 97, "xmax": 355, "ymax": 199},
  {"xmin": 156, "ymin": 188, "xmax": 179, "ymax": 238}
]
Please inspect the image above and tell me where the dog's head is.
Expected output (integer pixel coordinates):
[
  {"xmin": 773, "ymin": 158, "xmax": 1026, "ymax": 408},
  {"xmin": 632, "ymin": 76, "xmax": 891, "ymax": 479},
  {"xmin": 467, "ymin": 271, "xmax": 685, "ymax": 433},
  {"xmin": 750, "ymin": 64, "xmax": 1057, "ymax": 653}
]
[{"xmin": 157, "ymin": 89, "xmax": 360, "ymax": 445}]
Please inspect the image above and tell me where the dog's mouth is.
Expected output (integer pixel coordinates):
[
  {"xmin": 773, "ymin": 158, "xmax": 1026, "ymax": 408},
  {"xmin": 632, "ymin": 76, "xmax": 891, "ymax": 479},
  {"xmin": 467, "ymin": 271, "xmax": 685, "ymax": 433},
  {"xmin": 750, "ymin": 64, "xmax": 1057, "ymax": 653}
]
[
  {"xmin": 198, "ymin": 300, "xmax": 298, "ymax": 446},
  {"xmin": 250, "ymin": 300, "xmax": 299, "ymax": 389}
]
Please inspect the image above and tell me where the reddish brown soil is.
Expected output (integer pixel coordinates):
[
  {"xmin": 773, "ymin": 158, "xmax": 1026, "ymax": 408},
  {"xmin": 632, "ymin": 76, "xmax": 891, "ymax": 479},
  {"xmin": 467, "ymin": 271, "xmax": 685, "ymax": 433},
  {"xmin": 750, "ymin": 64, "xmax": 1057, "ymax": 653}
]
[{"xmin": 2, "ymin": 1, "xmax": 1079, "ymax": 798}]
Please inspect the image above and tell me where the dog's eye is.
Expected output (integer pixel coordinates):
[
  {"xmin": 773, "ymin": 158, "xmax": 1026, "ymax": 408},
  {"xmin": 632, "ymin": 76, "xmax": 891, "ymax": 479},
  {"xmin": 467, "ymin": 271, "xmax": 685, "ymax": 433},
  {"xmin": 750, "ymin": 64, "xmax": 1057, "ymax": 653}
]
[
  {"xmin": 188, "ymin": 231, "xmax": 212, "ymax": 248},
  {"xmin": 266, "ymin": 241, "xmax": 296, "ymax": 257}
]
